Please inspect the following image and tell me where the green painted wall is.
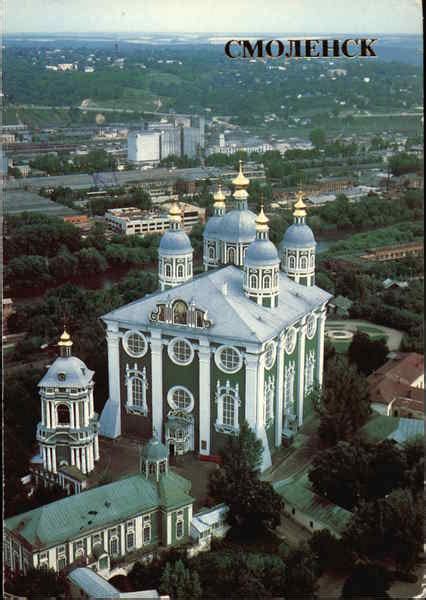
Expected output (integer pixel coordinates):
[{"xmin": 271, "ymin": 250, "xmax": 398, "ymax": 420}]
[
  {"xmin": 119, "ymin": 328, "xmax": 153, "ymax": 440},
  {"xmin": 210, "ymin": 346, "xmax": 246, "ymax": 456}
]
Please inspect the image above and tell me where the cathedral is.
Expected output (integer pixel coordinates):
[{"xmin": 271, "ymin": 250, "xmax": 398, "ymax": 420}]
[{"xmin": 99, "ymin": 164, "xmax": 331, "ymax": 471}]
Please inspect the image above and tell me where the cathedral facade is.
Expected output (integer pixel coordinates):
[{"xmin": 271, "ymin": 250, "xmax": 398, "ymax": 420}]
[{"xmin": 99, "ymin": 165, "xmax": 331, "ymax": 471}]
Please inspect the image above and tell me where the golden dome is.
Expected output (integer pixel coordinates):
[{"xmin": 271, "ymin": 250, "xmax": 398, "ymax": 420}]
[
  {"xmin": 256, "ymin": 206, "xmax": 269, "ymax": 226},
  {"xmin": 169, "ymin": 202, "xmax": 181, "ymax": 217},
  {"xmin": 213, "ymin": 184, "xmax": 226, "ymax": 204},
  {"xmin": 58, "ymin": 329, "xmax": 73, "ymax": 347},
  {"xmin": 232, "ymin": 161, "xmax": 250, "ymax": 188},
  {"xmin": 293, "ymin": 191, "xmax": 307, "ymax": 217}
]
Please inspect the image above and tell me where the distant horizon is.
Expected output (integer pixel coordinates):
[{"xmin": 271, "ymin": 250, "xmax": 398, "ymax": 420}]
[
  {"xmin": 6, "ymin": 0, "xmax": 423, "ymax": 36},
  {"xmin": 5, "ymin": 31, "xmax": 422, "ymax": 38}
]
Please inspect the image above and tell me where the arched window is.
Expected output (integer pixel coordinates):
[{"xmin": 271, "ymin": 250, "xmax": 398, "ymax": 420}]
[
  {"xmin": 263, "ymin": 275, "xmax": 271, "ymax": 289},
  {"xmin": 209, "ymin": 246, "xmax": 215, "ymax": 259},
  {"xmin": 222, "ymin": 394, "xmax": 235, "ymax": 427},
  {"xmin": 215, "ymin": 382, "xmax": 240, "ymax": 434},
  {"xmin": 300, "ymin": 256, "xmax": 308, "ymax": 269},
  {"xmin": 304, "ymin": 351, "xmax": 316, "ymax": 393},
  {"xmin": 284, "ymin": 362, "xmax": 296, "ymax": 414},
  {"xmin": 288, "ymin": 255, "xmax": 296, "ymax": 269},
  {"xmin": 132, "ymin": 378, "xmax": 144, "ymax": 408},
  {"xmin": 310, "ymin": 253, "xmax": 315, "ymax": 267},
  {"xmin": 57, "ymin": 404, "xmax": 70, "ymax": 425},
  {"xmin": 126, "ymin": 367, "xmax": 148, "ymax": 415},
  {"xmin": 173, "ymin": 300, "xmax": 188, "ymax": 324},
  {"xmin": 264, "ymin": 376, "xmax": 275, "ymax": 428},
  {"xmin": 165, "ymin": 263, "xmax": 172, "ymax": 277},
  {"xmin": 228, "ymin": 247, "xmax": 236, "ymax": 264},
  {"xmin": 250, "ymin": 273, "xmax": 258, "ymax": 288},
  {"xmin": 177, "ymin": 264, "xmax": 184, "ymax": 278}
]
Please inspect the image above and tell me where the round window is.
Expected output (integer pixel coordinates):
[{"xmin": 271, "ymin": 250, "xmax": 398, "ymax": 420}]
[
  {"xmin": 168, "ymin": 338, "xmax": 194, "ymax": 366},
  {"xmin": 264, "ymin": 341, "xmax": 276, "ymax": 369},
  {"xmin": 306, "ymin": 315, "xmax": 317, "ymax": 340},
  {"xmin": 215, "ymin": 346, "xmax": 242, "ymax": 374},
  {"xmin": 123, "ymin": 331, "xmax": 147, "ymax": 358},
  {"xmin": 285, "ymin": 328, "xmax": 297, "ymax": 355},
  {"xmin": 167, "ymin": 386, "xmax": 194, "ymax": 413}
]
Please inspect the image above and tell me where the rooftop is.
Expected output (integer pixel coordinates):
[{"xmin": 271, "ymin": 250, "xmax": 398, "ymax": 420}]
[
  {"xmin": 5, "ymin": 471, "xmax": 193, "ymax": 549},
  {"xmin": 102, "ymin": 266, "xmax": 331, "ymax": 344}
]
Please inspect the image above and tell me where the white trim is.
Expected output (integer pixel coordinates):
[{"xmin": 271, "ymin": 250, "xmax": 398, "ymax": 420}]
[
  {"xmin": 284, "ymin": 327, "xmax": 297, "ymax": 355},
  {"xmin": 264, "ymin": 375, "xmax": 275, "ymax": 428},
  {"xmin": 215, "ymin": 380, "xmax": 240, "ymax": 434},
  {"xmin": 125, "ymin": 364, "xmax": 148, "ymax": 415},
  {"xmin": 264, "ymin": 340, "xmax": 277, "ymax": 370},
  {"xmin": 167, "ymin": 385, "xmax": 195, "ymax": 413},
  {"xmin": 167, "ymin": 336, "xmax": 194, "ymax": 366},
  {"xmin": 306, "ymin": 314, "xmax": 317, "ymax": 340},
  {"xmin": 122, "ymin": 329, "xmax": 148, "ymax": 358},
  {"xmin": 214, "ymin": 345, "xmax": 243, "ymax": 374}
]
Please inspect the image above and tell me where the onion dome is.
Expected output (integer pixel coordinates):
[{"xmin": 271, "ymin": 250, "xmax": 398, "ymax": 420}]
[
  {"xmin": 280, "ymin": 191, "xmax": 316, "ymax": 250},
  {"xmin": 58, "ymin": 329, "xmax": 73, "ymax": 348},
  {"xmin": 38, "ymin": 355, "xmax": 93, "ymax": 388},
  {"xmin": 232, "ymin": 160, "xmax": 250, "ymax": 188},
  {"xmin": 159, "ymin": 203, "xmax": 193, "ymax": 255},
  {"xmin": 245, "ymin": 207, "xmax": 279, "ymax": 267}
]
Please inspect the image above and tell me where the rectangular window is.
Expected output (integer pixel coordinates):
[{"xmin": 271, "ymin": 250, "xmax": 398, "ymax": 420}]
[
  {"xmin": 126, "ymin": 531, "xmax": 135, "ymax": 550},
  {"xmin": 143, "ymin": 526, "xmax": 151, "ymax": 544},
  {"xmin": 58, "ymin": 557, "xmax": 67, "ymax": 570},
  {"xmin": 109, "ymin": 537, "xmax": 119, "ymax": 556},
  {"xmin": 176, "ymin": 520, "xmax": 184, "ymax": 539}
]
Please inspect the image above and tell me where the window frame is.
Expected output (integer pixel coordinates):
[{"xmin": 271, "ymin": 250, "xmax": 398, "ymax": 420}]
[
  {"xmin": 123, "ymin": 330, "xmax": 148, "ymax": 358},
  {"xmin": 167, "ymin": 385, "xmax": 194, "ymax": 413},
  {"xmin": 214, "ymin": 345, "xmax": 243, "ymax": 374},
  {"xmin": 167, "ymin": 337, "xmax": 194, "ymax": 366}
]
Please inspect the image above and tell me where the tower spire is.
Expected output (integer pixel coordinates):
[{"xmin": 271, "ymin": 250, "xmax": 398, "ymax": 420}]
[{"xmin": 58, "ymin": 328, "xmax": 73, "ymax": 357}]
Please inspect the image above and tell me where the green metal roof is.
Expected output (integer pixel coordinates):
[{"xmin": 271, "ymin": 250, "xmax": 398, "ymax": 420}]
[
  {"xmin": 5, "ymin": 472, "xmax": 193, "ymax": 550},
  {"xmin": 140, "ymin": 438, "xmax": 169, "ymax": 462},
  {"xmin": 273, "ymin": 478, "xmax": 352, "ymax": 535}
]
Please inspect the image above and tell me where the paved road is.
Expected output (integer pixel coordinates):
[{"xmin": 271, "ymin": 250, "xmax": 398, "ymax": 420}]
[{"xmin": 326, "ymin": 319, "xmax": 404, "ymax": 351}]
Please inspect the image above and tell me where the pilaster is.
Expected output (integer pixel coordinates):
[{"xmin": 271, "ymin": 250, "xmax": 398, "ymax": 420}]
[
  {"xmin": 297, "ymin": 320, "xmax": 306, "ymax": 427},
  {"xmin": 275, "ymin": 333, "xmax": 285, "ymax": 447},
  {"xmin": 198, "ymin": 338, "xmax": 211, "ymax": 455},
  {"xmin": 150, "ymin": 329, "xmax": 163, "ymax": 439}
]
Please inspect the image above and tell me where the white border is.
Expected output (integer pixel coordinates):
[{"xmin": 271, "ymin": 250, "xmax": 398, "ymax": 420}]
[
  {"xmin": 167, "ymin": 385, "xmax": 195, "ymax": 413},
  {"xmin": 214, "ymin": 345, "xmax": 243, "ymax": 374},
  {"xmin": 122, "ymin": 330, "xmax": 148, "ymax": 358},
  {"xmin": 167, "ymin": 337, "xmax": 194, "ymax": 366}
]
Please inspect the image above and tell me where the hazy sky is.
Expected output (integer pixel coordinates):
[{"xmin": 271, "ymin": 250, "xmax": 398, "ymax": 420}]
[{"xmin": 5, "ymin": 0, "xmax": 423, "ymax": 35}]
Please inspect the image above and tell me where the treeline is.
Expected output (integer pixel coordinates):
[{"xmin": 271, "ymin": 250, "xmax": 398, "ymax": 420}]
[
  {"xmin": 30, "ymin": 149, "xmax": 117, "ymax": 175},
  {"xmin": 4, "ymin": 214, "xmax": 160, "ymax": 290},
  {"xmin": 310, "ymin": 190, "xmax": 424, "ymax": 233}
]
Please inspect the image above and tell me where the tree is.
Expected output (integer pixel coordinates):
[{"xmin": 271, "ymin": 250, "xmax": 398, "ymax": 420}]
[
  {"xmin": 309, "ymin": 441, "xmax": 370, "ymax": 510},
  {"xmin": 309, "ymin": 529, "xmax": 351, "ymax": 573},
  {"xmin": 208, "ymin": 421, "xmax": 283, "ymax": 536},
  {"xmin": 341, "ymin": 563, "xmax": 393, "ymax": 599},
  {"xmin": 159, "ymin": 560, "xmax": 202, "ymax": 600},
  {"xmin": 309, "ymin": 128, "xmax": 326, "ymax": 148},
  {"xmin": 280, "ymin": 544, "xmax": 320, "ymax": 599},
  {"xmin": 77, "ymin": 247, "xmax": 108, "ymax": 273},
  {"xmin": 348, "ymin": 331, "xmax": 389, "ymax": 376},
  {"xmin": 5, "ymin": 566, "xmax": 68, "ymax": 599},
  {"xmin": 343, "ymin": 489, "xmax": 422, "ymax": 572},
  {"xmin": 316, "ymin": 356, "xmax": 371, "ymax": 446}
]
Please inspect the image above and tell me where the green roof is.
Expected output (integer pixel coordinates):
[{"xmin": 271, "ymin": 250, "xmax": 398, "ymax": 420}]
[
  {"xmin": 360, "ymin": 414, "xmax": 424, "ymax": 445},
  {"xmin": 140, "ymin": 438, "xmax": 169, "ymax": 462},
  {"xmin": 5, "ymin": 472, "xmax": 193, "ymax": 550},
  {"xmin": 273, "ymin": 478, "xmax": 351, "ymax": 535}
]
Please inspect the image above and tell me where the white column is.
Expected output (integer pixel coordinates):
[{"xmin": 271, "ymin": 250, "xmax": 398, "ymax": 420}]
[
  {"xmin": 317, "ymin": 309, "xmax": 327, "ymax": 388},
  {"xmin": 46, "ymin": 447, "xmax": 52, "ymax": 472},
  {"xmin": 94, "ymin": 435, "xmax": 100, "ymax": 460},
  {"xmin": 51, "ymin": 446, "xmax": 57, "ymax": 473},
  {"xmin": 166, "ymin": 513, "xmax": 172, "ymax": 546},
  {"xmin": 88, "ymin": 443, "xmax": 94, "ymax": 472},
  {"xmin": 99, "ymin": 324, "xmax": 121, "ymax": 438},
  {"xmin": 42, "ymin": 446, "xmax": 48, "ymax": 470},
  {"xmin": 244, "ymin": 353, "xmax": 259, "ymax": 429},
  {"xmin": 198, "ymin": 338, "xmax": 211, "ymax": 455},
  {"xmin": 41, "ymin": 399, "xmax": 45, "ymax": 427},
  {"xmin": 297, "ymin": 321, "xmax": 306, "ymax": 427},
  {"xmin": 120, "ymin": 525, "xmax": 125, "ymax": 555},
  {"xmin": 51, "ymin": 402, "xmax": 56, "ymax": 428},
  {"xmin": 150, "ymin": 329, "xmax": 163, "ymax": 439},
  {"xmin": 75, "ymin": 447, "xmax": 81, "ymax": 471},
  {"xmin": 46, "ymin": 402, "xmax": 51, "ymax": 429},
  {"xmin": 75, "ymin": 402, "xmax": 80, "ymax": 429},
  {"xmin": 81, "ymin": 447, "xmax": 87, "ymax": 474},
  {"xmin": 256, "ymin": 357, "xmax": 265, "ymax": 429},
  {"xmin": 275, "ymin": 334, "xmax": 285, "ymax": 447}
]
